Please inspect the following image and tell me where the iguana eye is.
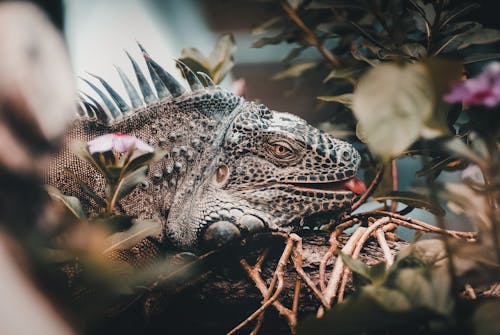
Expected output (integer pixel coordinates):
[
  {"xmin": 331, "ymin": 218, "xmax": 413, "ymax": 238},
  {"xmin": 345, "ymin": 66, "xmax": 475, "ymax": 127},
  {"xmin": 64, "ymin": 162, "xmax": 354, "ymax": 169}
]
[{"xmin": 272, "ymin": 143, "xmax": 293, "ymax": 157}]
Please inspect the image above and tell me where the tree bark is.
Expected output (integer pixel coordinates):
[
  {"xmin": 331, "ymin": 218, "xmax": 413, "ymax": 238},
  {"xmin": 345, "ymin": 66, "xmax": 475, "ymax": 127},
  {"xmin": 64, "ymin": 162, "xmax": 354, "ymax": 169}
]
[{"xmin": 94, "ymin": 231, "xmax": 408, "ymax": 335}]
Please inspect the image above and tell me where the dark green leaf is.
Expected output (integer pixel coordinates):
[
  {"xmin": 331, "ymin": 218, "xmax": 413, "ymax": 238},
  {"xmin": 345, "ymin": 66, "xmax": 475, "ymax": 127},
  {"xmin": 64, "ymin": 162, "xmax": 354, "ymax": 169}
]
[
  {"xmin": 102, "ymin": 219, "xmax": 162, "ymax": 254},
  {"xmin": 374, "ymin": 191, "xmax": 445, "ymax": 216},
  {"xmin": 122, "ymin": 149, "xmax": 167, "ymax": 177},
  {"xmin": 63, "ymin": 168, "xmax": 107, "ymax": 208},
  {"xmin": 45, "ymin": 185, "xmax": 86, "ymax": 219},
  {"xmin": 96, "ymin": 215, "xmax": 134, "ymax": 232},
  {"xmin": 252, "ymin": 16, "xmax": 284, "ymax": 35},
  {"xmin": 272, "ymin": 61, "xmax": 317, "ymax": 80},
  {"xmin": 439, "ymin": 3, "xmax": 480, "ymax": 29},
  {"xmin": 462, "ymin": 53, "xmax": 500, "ymax": 64},
  {"xmin": 352, "ymin": 62, "xmax": 433, "ymax": 160},
  {"xmin": 457, "ymin": 28, "xmax": 500, "ymax": 50},
  {"xmin": 339, "ymin": 251, "xmax": 371, "ymax": 281},
  {"xmin": 368, "ymin": 261, "xmax": 387, "ymax": 284},
  {"xmin": 474, "ymin": 300, "xmax": 500, "ymax": 335},
  {"xmin": 113, "ymin": 165, "xmax": 148, "ymax": 203},
  {"xmin": 317, "ymin": 94, "xmax": 353, "ymax": 107}
]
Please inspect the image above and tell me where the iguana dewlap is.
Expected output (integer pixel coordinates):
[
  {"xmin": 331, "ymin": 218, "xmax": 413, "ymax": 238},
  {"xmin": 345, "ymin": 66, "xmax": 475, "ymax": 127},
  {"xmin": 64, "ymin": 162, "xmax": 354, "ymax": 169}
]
[{"xmin": 46, "ymin": 44, "xmax": 364, "ymax": 253}]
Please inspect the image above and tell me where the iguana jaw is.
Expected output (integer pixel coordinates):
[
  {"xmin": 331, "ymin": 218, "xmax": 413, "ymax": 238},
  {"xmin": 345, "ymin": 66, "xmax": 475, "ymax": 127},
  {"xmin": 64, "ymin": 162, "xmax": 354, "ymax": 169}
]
[{"xmin": 286, "ymin": 176, "xmax": 366, "ymax": 195}]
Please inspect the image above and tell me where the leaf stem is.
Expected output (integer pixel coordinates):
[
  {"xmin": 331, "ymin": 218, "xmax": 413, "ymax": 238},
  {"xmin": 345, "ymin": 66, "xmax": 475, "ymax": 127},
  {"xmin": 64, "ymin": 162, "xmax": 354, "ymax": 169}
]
[{"xmin": 280, "ymin": 1, "xmax": 341, "ymax": 68}]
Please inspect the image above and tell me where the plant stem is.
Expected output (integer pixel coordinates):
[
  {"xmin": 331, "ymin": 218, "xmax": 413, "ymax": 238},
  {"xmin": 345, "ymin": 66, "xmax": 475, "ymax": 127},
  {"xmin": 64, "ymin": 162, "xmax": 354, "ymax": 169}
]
[{"xmin": 280, "ymin": 1, "xmax": 341, "ymax": 68}]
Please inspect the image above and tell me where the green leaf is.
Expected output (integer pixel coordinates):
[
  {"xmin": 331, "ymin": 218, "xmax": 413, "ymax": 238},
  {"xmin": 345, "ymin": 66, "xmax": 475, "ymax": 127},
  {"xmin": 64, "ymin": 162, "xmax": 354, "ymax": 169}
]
[
  {"xmin": 96, "ymin": 215, "xmax": 134, "ymax": 232},
  {"xmin": 323, "ymin": 67, "xmax": 364, "ymax": 84},
  {"xmin": 456, "ymin": 28, "xmax": 500, "ymax": 50},
  {"xmin": 339, "ymin": 251, "xmax": 371, "ymax": 281},
  {"xmin": 439, "ymin": 3, "xmax": 480, "ymax": 29},
  {"xmin": 252, "ymin": 16, "xmax": 284, "ymax": 35},
  {"xmin": 462, "ymin": 52, "xmax": 500, "ymax": 64},
  {"xmin": 401, "ymin": 43, "xmax": 427, "ymax": 59},
  {"xmin": 474, "ymin": 300, "xmax": 500, "ymax": 335},
  {"xmin": 102, "ymin": 219, "xmax": 162, "ymax": 254},
  {"xmin": 368, "ymin": 261, "xmax": 387, "ymax": 284},
  {"xmin": 373, "ymin": 191, "xmax": 445, "ymax": 216},
  {"xmin": 352, "ymin": 62, "xmax": 433, "ymax": 160},
  {"xmin": 45, "ymin": 185, "xmax": 86, "ymax": 219},
  {"xmin": 113, "ymin": 165, "xmax": 148, "ymax": 204},
  {"xmin": 317, "ymin": 94, "xmax": 353, "ymax": 106},
  {"xmin": 272, "ymin": 61, "xmax": 317, "ymax": 80},
  {"xmin": 63, "ymin": 168, "xmax": 107, "ymax": 208},
  {"xmin": 299, "ymin": 286, "xmax": 413, "ymax": 335},
  {"xmin": 122, "ymin": 149, "xmax": 167, "ymax": 177}
]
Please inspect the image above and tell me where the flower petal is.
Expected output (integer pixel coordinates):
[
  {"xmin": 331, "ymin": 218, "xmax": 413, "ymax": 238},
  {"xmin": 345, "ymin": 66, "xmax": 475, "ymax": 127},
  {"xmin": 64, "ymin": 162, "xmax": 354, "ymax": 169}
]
[{"xmin": 87, "ymin": 134, "xmax": 114, "ymax": 154}]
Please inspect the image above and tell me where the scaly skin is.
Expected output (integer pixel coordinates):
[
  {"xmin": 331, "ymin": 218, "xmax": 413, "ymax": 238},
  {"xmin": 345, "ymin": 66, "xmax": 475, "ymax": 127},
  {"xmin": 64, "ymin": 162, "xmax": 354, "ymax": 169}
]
[{"xmin": 46, "ymin": 45, "xmax": 364, "ymax": 255}]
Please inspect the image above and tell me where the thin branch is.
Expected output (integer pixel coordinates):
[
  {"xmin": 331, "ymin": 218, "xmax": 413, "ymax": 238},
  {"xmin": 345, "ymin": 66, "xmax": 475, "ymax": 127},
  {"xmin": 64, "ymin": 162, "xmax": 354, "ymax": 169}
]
[
  {"xmin": 351, "ymin": 166, "xmax": 384, "ymax": 211},
  {"xmin": 390, "ymin": 160, "xmax": 399, "ymax": 212},
  {"xmin": 376, "ymin": 228, "xmax": 394, "ymax": 267},
  {"xmin": 318, "ymin": 227, "xmax": 366, "ymax": 317},
  {"xmin": 280, "ymin": 1, "xmax": 341, "ymax": 67}
]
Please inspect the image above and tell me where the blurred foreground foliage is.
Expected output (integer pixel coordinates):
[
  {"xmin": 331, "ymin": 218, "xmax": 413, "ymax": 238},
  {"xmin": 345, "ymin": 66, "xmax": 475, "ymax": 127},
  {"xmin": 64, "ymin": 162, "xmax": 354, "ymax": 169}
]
[{"xmin": 249, "ymin": 0, "xmax": 500, "ymax": 334}]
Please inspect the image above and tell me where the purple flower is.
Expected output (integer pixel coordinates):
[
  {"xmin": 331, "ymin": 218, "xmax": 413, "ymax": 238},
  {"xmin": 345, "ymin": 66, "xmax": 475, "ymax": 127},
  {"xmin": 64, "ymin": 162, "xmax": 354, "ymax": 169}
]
[
  {"xmin": 444, "ymin": 62, "xmax": 500, "ymax": 107},
  {"xmin": 88, "ymin": 133, "xmax": 153, "ymax": 154}
]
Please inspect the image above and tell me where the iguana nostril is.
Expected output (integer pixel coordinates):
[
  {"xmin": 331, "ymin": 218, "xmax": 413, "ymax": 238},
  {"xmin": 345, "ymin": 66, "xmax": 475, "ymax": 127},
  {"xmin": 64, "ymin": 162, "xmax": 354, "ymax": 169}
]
[{"xmin": 203, "ymin": 220, "xmax": 241, "ymax": 249}]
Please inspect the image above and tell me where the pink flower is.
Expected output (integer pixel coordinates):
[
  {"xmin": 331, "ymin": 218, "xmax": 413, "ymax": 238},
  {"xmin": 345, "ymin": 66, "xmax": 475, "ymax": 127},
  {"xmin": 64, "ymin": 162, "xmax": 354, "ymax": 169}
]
[
  {"xmin": 444, "ymin": 62, "xmax": 500, "ymax": 107},
  {"xmin": 87, "ymin": 133, "xmax": 153, "ymax": 154}
]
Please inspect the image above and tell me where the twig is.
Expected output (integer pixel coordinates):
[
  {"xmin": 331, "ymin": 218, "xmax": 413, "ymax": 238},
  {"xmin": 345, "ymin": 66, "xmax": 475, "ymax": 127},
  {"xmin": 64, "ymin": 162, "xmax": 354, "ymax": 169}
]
[
  {"xmin": 291, "ymin": 235, "xmax": 330, "ymax": 308},
  {"xmin": 338, "ymin": 218, "xmax": 391, "ymax": 302},
  {"xmin": 319, "ymin": 219, "xmax": 359, "ymax": 291},
  {"xmin": 390, "ymin": 160, "xmax": 399, "ymax": 212},
  {"xmin": 318, "ymin": 227, "xmax": 366, "ymax": 317},
  {"xmin": 351, "ymin": 166, "xmax": 384, "ymax": 211},
  {"xmin": 464, "ymin": 284, "xmax": 477, "ymax": 299},
  {"xmin": 280, "ymin": 1, "xmax": 341, "ymax": 67},
  {"xmin": 376, "ymin": 228, "xmax": 394, "ymax": 267}
]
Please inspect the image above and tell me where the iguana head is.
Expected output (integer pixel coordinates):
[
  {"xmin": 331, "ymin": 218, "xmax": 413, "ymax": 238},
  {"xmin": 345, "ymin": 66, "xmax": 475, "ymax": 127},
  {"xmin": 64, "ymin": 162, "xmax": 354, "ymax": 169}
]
[
  {"xmin": 169, "ymin": 100, "xmax": 365, "ymax": 250},
  {"xmin": 69, "ymin": 45, "xmax": 365, "ymax": 252}
]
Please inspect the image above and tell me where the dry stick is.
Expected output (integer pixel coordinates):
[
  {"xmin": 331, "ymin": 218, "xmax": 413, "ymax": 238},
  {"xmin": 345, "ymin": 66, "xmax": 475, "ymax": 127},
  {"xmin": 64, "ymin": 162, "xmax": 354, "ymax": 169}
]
[
  {"xmin": 230, "ymin": 239, "xmax": 296, "ymax": 335},
  {"xmin": 351, "ymin": 166, "xmax": 385, "ymax": 212},
  {"xmin": 292, "ymin": 235, "xmax": 330, "ymax": 308},
  {"xmin": 377, "ymin": 212, "xmax": 477, "ymax": 240},
  {"xmin": 390, "ymin": 160, "xmax": 399, "ymax": 212},
  {"xmin": 241, "ymin": 259, "xmax": 292, "ymax": 335},
  {"xmin": 319, "ymin": 218, "xmax": 359, "ymax": 291},
  {"xmin": 317, "ymin": 227, "xmax": 367, "ymax": 318},
  {"xmin": 337, "ymin": 218, "xmax": 391, "ymax": 302},
  {"xmin": 376, "ymin": 228, "xmax": 394, "ymax": 266},
  {"xmin": 249, "ymin": 248, "xmax": 270, "ymax": 335},
  {"xmin": 280, "ymin": 1, "xmax": 341, "ymax": 67},
  {"xmin": 351, "ymin": 211, "xmax": 477, "ymax": 240},
  {"xmin": 464, "ymin": 284, "xmax": 477, "ymax": 300}
]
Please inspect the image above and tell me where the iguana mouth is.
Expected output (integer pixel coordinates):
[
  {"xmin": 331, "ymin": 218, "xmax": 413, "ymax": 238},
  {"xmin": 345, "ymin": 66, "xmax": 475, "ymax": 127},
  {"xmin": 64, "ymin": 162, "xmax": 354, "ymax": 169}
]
[{"xmin": 288, "ymin": 176, "xmax": 366, "ymax": 195}]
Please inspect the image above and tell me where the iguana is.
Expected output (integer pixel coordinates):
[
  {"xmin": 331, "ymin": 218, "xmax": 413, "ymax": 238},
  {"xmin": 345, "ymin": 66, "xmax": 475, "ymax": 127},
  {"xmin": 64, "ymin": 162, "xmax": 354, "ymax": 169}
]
[{"xmin": 46, "ymin": 44, "xmax": 366, "ymax": 259}]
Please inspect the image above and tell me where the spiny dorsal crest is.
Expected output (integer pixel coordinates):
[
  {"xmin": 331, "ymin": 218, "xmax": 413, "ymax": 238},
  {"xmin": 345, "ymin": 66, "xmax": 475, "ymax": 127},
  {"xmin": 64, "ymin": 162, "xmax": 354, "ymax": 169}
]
[{"xmin": 77, "ymin": 42, "xmax": 240, "ymax": 126}]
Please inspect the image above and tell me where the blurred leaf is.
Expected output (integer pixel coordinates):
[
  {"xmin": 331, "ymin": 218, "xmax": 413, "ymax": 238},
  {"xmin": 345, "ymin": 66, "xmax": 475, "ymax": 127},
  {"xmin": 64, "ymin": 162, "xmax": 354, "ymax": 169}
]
[
  {"xmin": 113, "ymin": 165, "xmax": 148, "ymax": 204},
  {"xmin": 282, "ymin": 46, "xmax": 308, "ymax": 63},
  {"xmin": 462, "ymin": 52, "xmax": 500, "ymax": 64},
  {"xmin": 252, "ymin": 16, "xmax": 284, "ymax": 35},
  {"xmin": 102, "ymin": 219, "xmax": 162, "ymax": 254},
  {"xmin": 305, "ymin": 0, "xmax": 366, "ymax": 10},
  {"xmin": 96, "ymin": 215, "xmax": 134, "ymax": 233},
  {"xmin": 272, "ymin": 61, "xmax": 317, "ymax": 80},
  {"xmin": 352, "ymin": 62, "xmax": 433, "ymax": 160},
  {"xmin": 474, "ymin": 300, "xmax": 500, "ymax": 335},
  {"xmin": 339, "ymin": 251, "xmax": 371, "ymax": 281},
  {"xmin": 401, "ymin": 43, "xmax": 427, "ymax": 59},
  {"xmin": 323, "ymin": 67, "xmax": 364, "ymax": 83},
  {"xmin": 317, "ymin": 93, "xmax": 353, "ymax": 106},
  {"xmin": 45, "ymin": 185, "xmax": 86, "ymax": 219},
  {"xmin": 122, "ymin": 149, "xmax": 167, "ymax": 177},
  {"xmin": 456, "ymin": 28, "xmax": 500, "ymax": 50},
  {"xmin": 374, "ymin": 191, "xmax": 445, "ymax": 216},
  {"xmin": 63, "ymin": 168, "xmax": 107, "ymax": 208},
  {"xmin": 439, "ymin": 3, "xmax": 480, "ymax": 29},
  {"xmin": 287, "ymin": 0, "xmax": 302, "ymax": 10}
]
